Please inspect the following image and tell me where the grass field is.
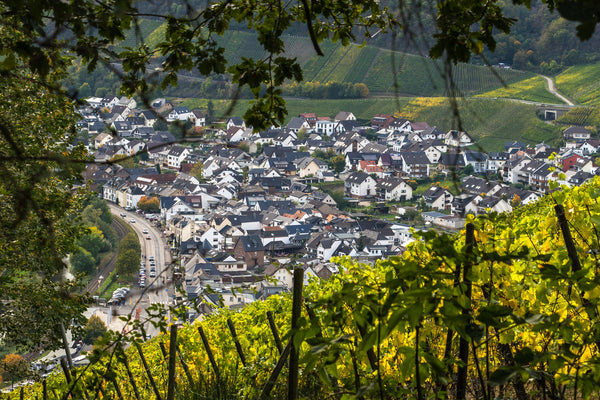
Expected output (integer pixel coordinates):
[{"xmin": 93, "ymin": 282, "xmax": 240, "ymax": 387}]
[{"xmin": 476, "ymin": 75, "xmax": 560, "ymax": 103}]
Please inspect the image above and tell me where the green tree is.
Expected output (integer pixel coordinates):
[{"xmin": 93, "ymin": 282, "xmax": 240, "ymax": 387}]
[
  {"xmin": 82, "ymin": 315, "xmax": 108, "ymax": 345},
  {"xmin": 94, "ymin": 87, "xmax": 108, "ymax": 98},
  {"xmin": 207, "ymin": 100, "xmax": 215, "ymax": 124},
  {"xmin": 116, "ymin": 232, "xmax": 140, "ymax": 275},
  {"xmin": 190, "ymin": 161, "xmax": 205, "ymax": 181},
  {"xmin": 78, "ymin": 82, "xmax": 92, "ymax": 99},
  {"xmin": 462, "ymin": 164, "xmax": 475, "ymax": 176},
  {"xmin": 0, "ymin": 71, "xmax": 89, "ymax": 350},
  {"xmin": 153, "ymin": 118, "xmax": 169, "ymax": 132},
  {"xmin": 331, "ymin": 155, "xmax": 346, "ymax": 173},
  {"xmin": 117, "ymin": 248, "xmax": 140, "ymax": 275},
  {"xmin": 76, "ymin": 226, "xmax": 106, "ymax": 260},
  {"xmin": 71, "ymin": 248, "xmax": 96, "ymax": 275}
]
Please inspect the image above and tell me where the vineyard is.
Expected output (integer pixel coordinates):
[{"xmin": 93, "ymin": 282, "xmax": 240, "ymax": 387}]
[
  {"xmin": 115, "ymin": 23, "xmax": 544, "ymax": 102},
  {"xmin": 343, "ymin": 46, "xmax": 379, "ymax": 83},
  {"xmin": 312, "ymin": 45, "xmax": 353, "ymax": 83},
  {"xmin": 452, "ymin": 65, "xmax": 533, "ymax": 96},
  {"xmin": 556, "ymin": 63, "xmax": 600, "ymax": 106},
  {"xmin": 362, "ymin": 49, "xmax": 399, "ymax": 92},
  {"xmin": 476, "ymin": 76, "xmax": 559, "ymax": 104},
  {"xmin": 15, "ymin": 178, "xmax": 600, "ymax": 399},
  {"xmin": 556, "ymin": 107, "xmax": 595, "ymax": 126},
  {"xmin": 301, "ymin": 41, "xmax": 341, "ymax": 82}
]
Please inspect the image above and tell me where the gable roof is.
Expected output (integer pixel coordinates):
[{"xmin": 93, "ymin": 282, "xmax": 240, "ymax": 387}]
[
  {"xmin": 239, "ymin": 235, "xmax": 265, "ymax": 251},
  {"xmin": 401, "ymin": 151, "xmax": 430, "ymax": 164},
  {"xmin": 346, "ymin": 171, "xmax": 372, "ymax": 184}
]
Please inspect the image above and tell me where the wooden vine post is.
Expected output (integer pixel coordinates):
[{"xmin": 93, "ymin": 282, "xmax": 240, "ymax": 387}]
[
  {"xmin": 134, "ymin": 342, "xmax": 163, "ymax": 400},
  {"xmin": 227, "ymin": 318, "xmax": 247, "ymax": 367},
  {"xmin": 266, "ymin": 310, "xmax": 283, "ymax": 355},
  {"xmin": 288, "ymin": 267, "xmax": 304, "ymax": 400},
  {"xmin": 456, "ymin": 223, "xmax": 475, "ymax": 400},
  {"xmin": 167, "ymin": 324, "xmax": 178, "ymax": 400},
  {"xmin": 176, "ymin": 344, "xmax": 195, "ymax": 385},
  {"xmin": 119, "ymin": 346, "xmax": 141, "ymax": 400},
  {"xmin": 197, "ymin": 325, "xmax": 220, "ymax": 382}
]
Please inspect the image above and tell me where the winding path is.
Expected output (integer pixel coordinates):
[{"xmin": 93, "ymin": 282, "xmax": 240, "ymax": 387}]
[{"xmin": 541, "ymin": 75, "xmax": 574, "ymax": 106}]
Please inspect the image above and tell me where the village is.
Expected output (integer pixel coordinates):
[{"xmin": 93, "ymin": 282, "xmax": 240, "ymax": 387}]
[{"xmin": 79, "ymin": 95, "xmax": 600, "ymax": 316}]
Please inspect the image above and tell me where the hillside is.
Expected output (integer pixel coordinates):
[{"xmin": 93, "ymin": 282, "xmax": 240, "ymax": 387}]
[
  {"xmin": 20, "ymin": 177, "xmax": 600, "ymax": 399},
  {"xmin": 181, "ymin": 96, "xmax": 562, "ymax": 152},
  {"xmin": 70, "ymin": 16, "xmax": 600, "ymax": 151}
]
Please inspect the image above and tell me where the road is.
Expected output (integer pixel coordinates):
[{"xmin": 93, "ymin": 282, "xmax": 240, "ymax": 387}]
[
  {"xmin": 541, "ymin": 75, "xmax": 574, "ymax": 106},
  {"xmin": 106, "ymin": 204, "xmax": 174, "ymax": 338}
]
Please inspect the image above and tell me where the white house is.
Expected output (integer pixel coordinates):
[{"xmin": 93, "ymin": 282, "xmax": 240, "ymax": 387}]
[
  {"xmin": 345, "ymin": 171, "xmax": 377, "ymax": 198},
  {"xmin": 161, "ymin": 197, "xmax": 196, "ymax": 222},
  {"xmin": 192, "ymin": 110, "xmax": 206, "ymax": 127},
  {"xmin": 196, "ymin": 226, "xmax": 225, "ymax": 250},
  {"xmin": 315, "ymin": 120, "xmax": 338, "ymax": 136},
  {"xmin": 167, "ymin": 146, "xmax": 190, "ymax": 169},
  {"xmin": 444, "ymin": 130, "xmax": 473, "ymax": 147},
  {"xmin": 167, "ymin": 107, "xmax": 194, "ymax": 122},
  {"xmin": 377, "ymin": 177, "xmax": 413, "ymax": 201}
]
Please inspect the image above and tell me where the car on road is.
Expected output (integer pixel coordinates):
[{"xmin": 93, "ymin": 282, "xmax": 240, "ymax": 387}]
[
  {"xmin": 146, "ymin": 235, "xmax": 151, "ymax": 240},
  {"xmin": 143, "ymin": 229, "xmax": 148, "ymax": 234},
  {"xmin": 120, "ymin": 212, "xmax": 126, "ymax": 218},
  {"xmin": 130, "ymin": 218, "xmax": 135, "ymax": 223},
  {"xmin": 148, "ymin": 255, "xmax": 154, "ymax": 261}
]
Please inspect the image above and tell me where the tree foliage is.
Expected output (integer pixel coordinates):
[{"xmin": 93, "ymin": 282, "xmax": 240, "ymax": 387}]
[
  {"xmin": 0, "ymin": 354, "xmax": 28, "ymax": 385},
  {"xmin": 0, "ymin": 71, "xmax": 90, "ymax": 350},
  {"xmin": 75, "ymin": 226, "xmax": 107, "ymax": 261},
  {"xmin": 137, "ymin": 196, "xmax": 160, "ymax": 212},
  {"xmin": 116, "ymin": 232, "xmax": 141, "ymax": 275},
  {"xmin": 331, "ymin": 155, "xmax": 346, "ymax": 173},
  {"xmin": 83, "ymin": 315, "xmax": 108, "ymax": 345},
  {"xmin": 190, "ymin": 161, "xmax": 205, "ymax": 181},
  {"xmin": 71, "ymin": 248, "xmax": 96, "ymax": 275}
]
